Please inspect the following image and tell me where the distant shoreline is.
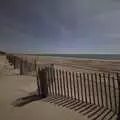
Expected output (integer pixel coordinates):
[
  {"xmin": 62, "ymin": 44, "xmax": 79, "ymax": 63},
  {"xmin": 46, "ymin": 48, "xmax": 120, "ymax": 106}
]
[
  {"xmin": 11, "ymin": 53, "xmax": 120, "ymax": 60},
  {"xmin": 37, "ymin": 55, "xmax": 120, "ymax": 61},
  {"xmin": 30, "ymin": 54, "xmax": 120, "ymax": 60}
]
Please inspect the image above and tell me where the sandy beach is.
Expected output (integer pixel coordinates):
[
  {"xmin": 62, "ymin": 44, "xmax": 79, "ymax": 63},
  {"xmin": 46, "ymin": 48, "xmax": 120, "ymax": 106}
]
[
  {"xmin": 15, "ymin": 54, "xmax": 120, "ymax": 73},
  {"xmin": 0, "ymin": 55, "xmax": 88, "ymax": 120}
]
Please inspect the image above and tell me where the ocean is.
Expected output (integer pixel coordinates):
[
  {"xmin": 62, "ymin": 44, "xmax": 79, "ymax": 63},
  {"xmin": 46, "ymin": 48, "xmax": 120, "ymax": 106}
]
[{"xmin": 37, "ymin": 54, "xmax": 120, "ymax": 60}]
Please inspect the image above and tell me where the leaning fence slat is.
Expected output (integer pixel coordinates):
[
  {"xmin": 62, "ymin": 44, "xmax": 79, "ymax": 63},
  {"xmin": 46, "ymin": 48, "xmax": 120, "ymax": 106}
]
[
  {"xmin": 56, "ymin": 69, "xmax": 60, "ymax": 96},
  {"xmin": 59, "ymin": 69, "xmax": 63, "ymax": 96},
  {"xmin": 116, "ymin": 73, "xmax": 120, "ymax": 120},
  {"xmin": 62, "ymin": 70, "xmax": 66, "ymax": 97},
  {"xmin": 91, "ymin": 73, "xmax": 95, "ymax": 104},
  {"xmin": 37, "ymin": 68, "xmax": 41, "ymax": 95},
  {"xmin": 103, "ymin": 73, "xmax": 108, "ymax": 108},
  {"xmin": 108, "ymin": 73, "xmax": 112, "ymax": 109},
  {"xmin": 76, "ymin": 72, "xmax": 80, "ymax": 101},
  {"xmin": 72, "ymin": 72, "xmax": 77, "ymax": 100},
  {"xmin": 99, "ymin": 73, "xmax": 104, "ymax": 106},
  {"xmin": 66, "ymin": 71, "xmax": 70, "ymax": 98},
  {"xmin": 51, "ymin": 66, "xmax": 56, "ymax": 96},
  {"xmin": 46, "ymin": 67, "xmax": 50, "ymax": 95},
  {"xmin": 53, "ymin": 68, "xmax": 57, "ymax": 96},
  {"xmin": 83, "ymin": 73, "xmax": 87, "ymax": 103},
  {"xmin": 79, "ymin": 73, "xmax": 84, "ymax": 102},
  {"xmin": 48, "ymin": 67, "xmax": 52, "ymax": 95},
  {"xmin": 94, "ymin": 73, "xmax": 100, "ymax": 106},
  {"xmin": 87, "ymin": 73, "xmax": 91, "ymax": 104},
  {"xmin": 69, "ymin": 72, "xmax": 73, "ymax": 99},
  {"xmin": 49, "ymin": 67, "xmax": 54, "ymax": 95},
  {"xmin": 51, "ymin": 67, "xmax": 55, "ymax": 95},
  {"xmin": 112, "ymin": 74, "xmax": 117, "ymax": 113},
  {"xmin": 38, "ymin": 67, "xmax": 48, "ymax": 98}
]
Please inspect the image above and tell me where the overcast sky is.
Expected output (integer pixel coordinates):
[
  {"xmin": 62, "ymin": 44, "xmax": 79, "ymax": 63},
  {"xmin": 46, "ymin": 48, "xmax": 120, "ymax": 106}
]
[{"xmin": 0, "ymin": 0, "xmax": 120, "ymax": 54}]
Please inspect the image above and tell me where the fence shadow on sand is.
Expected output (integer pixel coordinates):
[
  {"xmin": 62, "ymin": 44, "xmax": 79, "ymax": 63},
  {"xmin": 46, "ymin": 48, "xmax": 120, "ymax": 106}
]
[
  {"xmin": 12, "ymin": 91, "xmax": 44, "ymax": 107},
  {"xmin": 42, "ymin": 96, "xmax": 117, "ymax": 120}
]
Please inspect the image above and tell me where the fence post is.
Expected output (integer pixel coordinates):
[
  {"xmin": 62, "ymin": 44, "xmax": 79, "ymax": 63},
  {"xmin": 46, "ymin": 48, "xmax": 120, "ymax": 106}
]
[
  {"xmin": 9, "ymin": 55, "xmax": 12, "ymax": 66},
  {"xmin": 14, "ymin": 56, "xmax": 19, "ymax": 69},
  {"xmin": 20, "ymin": 59, "xmax": 24, "ymax": 75},
  {"xmin": 117, "ymin": 73, "xmax": 120, "ymax": 120},
  {"xmin": 13, "ymin": 56, "xmax": 17, "ymax": 69},
  {"xmin": 34, "ymin": 59, "xmax": 37, "ymax": 70},
  {"xmin": 11, "ymin": 55, "xmax": 14, "ymax": 66},
  {"xmin": 16, "ymin": 57, "xmax": 19, "ymax": 69},
  {"xmin": 36, "ymin": 68, "xmax": 41, "ymax": 96},
  {"xmin": 24, "ymin": 60, "xmax": 28, "ymax": 74},
  {"xmin": 37, "ymin": 67, "xmax": 48, "ymax": 98}
]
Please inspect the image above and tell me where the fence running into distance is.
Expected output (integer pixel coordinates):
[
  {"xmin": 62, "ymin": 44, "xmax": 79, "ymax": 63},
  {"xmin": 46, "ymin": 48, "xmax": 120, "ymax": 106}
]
[{"xmin": 6, "ymin": 54, "xmax": 120, "ymax": 120}]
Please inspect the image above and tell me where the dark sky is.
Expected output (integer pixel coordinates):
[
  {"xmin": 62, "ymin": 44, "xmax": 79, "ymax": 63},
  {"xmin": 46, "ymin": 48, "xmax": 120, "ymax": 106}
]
[{"xmin": 0, "ymin": 0, "xmax": 120, "ymax": 53}]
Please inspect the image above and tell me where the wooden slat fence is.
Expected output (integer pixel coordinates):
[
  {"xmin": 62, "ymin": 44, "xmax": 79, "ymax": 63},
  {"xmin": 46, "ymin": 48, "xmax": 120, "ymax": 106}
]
[{"xmin": 6, "ymin": 54, "xmax": 120, "ymax": 120}]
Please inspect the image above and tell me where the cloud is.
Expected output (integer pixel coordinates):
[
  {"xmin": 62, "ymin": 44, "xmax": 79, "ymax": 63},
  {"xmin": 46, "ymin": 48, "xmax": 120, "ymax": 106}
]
[
  {"xmin": 105, "ymin": 34, "xmax": 120, "ymax": 39},
  {"xmin": 1, "ymin": 0, "xmax": 120, "ymax": 53}
]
